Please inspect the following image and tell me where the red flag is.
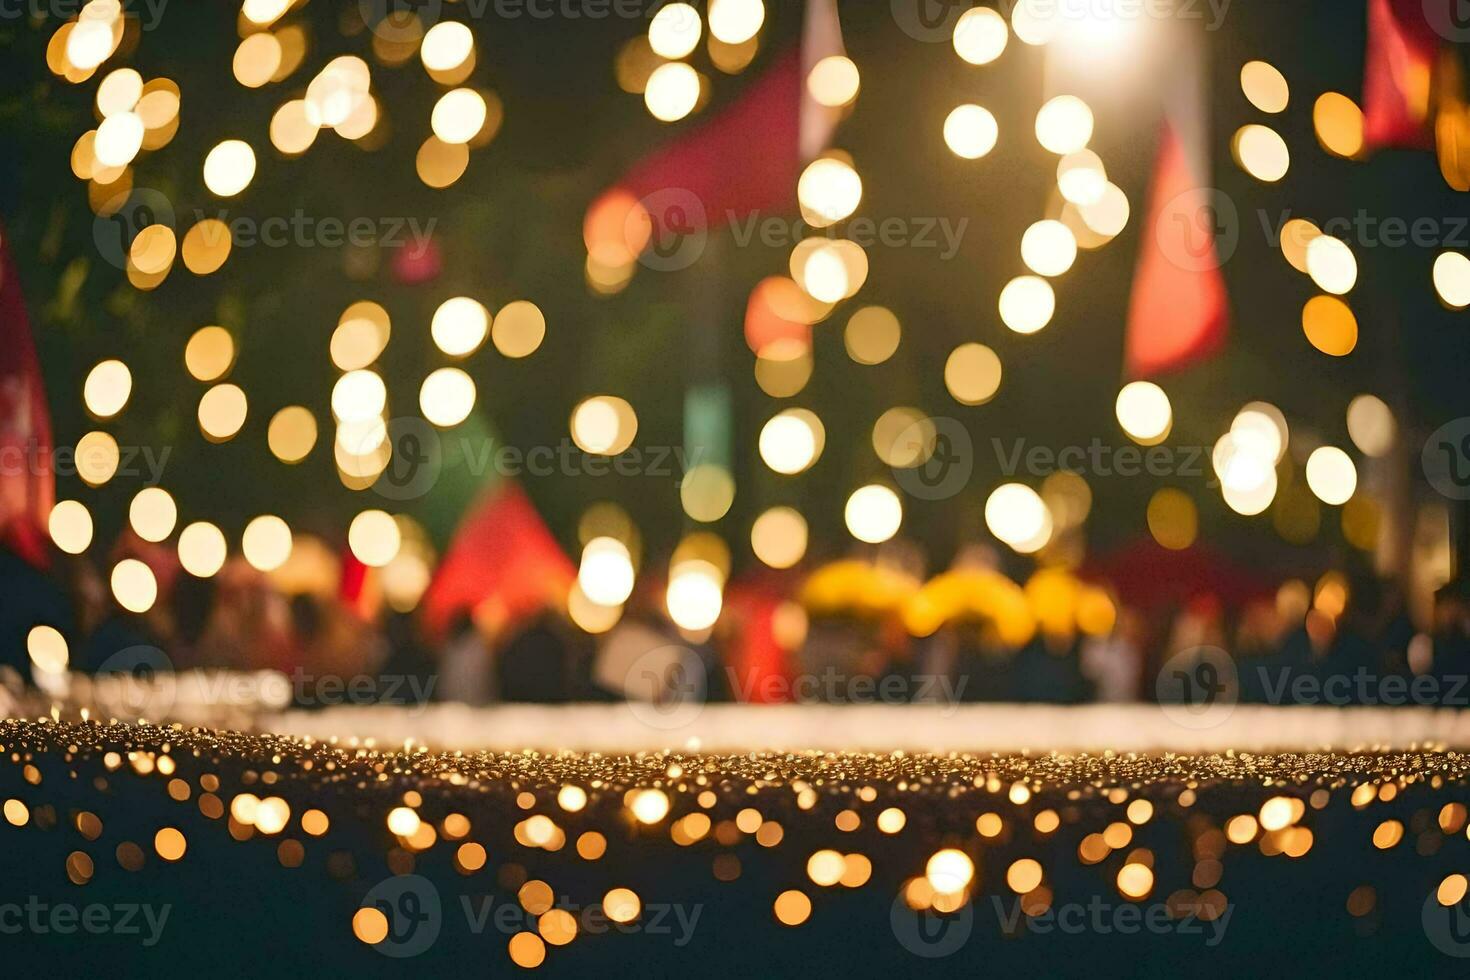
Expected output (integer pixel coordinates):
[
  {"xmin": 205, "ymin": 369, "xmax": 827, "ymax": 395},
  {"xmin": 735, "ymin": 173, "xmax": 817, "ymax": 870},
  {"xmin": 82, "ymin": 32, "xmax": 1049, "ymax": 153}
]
[
  {"xmin": 583, "ymin": 0, "xmax": 844, "ymax": 267},
  {"xmin": 1363, "ymin": 0, "xmax": 1441, "ymax": 152},
  {"xmin": 1123, "ymin": 25, "xmax": 1230, "ymax": 378},
  {"xmin": 0, "ymin": 222, "xmax": 54, "ymax": 568},
  {"xmin": 419, "ymin": 482, "xmax": 574, "ymax": 642}
]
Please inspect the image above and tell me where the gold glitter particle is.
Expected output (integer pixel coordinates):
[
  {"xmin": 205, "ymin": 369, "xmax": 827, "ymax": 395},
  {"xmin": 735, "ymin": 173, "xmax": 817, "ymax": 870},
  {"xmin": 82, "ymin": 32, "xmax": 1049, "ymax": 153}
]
[
  {"xmin": 154, "ymin": 827, "xmax": 187, "ymax": 861},
  {"xmin": 352, "ymin": 907, "xmax": 388, "ymax": 945},
  {"xmin": 66, "ymin": 850, "xmax": 94, "ymax": 885},
  {"xmin": 774, "ymin": 889, "xmax": 811, "ymax": 926},
  {"xmin": 507, "ymin": 931, "xmax": 546, "ymax": 968}
]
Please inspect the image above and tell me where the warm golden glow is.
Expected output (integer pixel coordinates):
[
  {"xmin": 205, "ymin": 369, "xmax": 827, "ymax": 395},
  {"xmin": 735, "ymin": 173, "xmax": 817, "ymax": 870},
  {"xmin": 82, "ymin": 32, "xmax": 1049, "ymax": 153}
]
[
  {"xmin": 198, "ymin": 384, "xmax": 248, "ymax": 442},
  {"xmin": 954, "ymin": 6, "xmax": 1008, "ymax": 64},
  {"xmin": 1233, "ymin": 124, "xmax": 1289, "ymax": 182},
  {"xmin": 807, "ymin": 55, "xmax": 859, "ymax": 107},
  {"xmin": 178, "ymin": 522, "xmax": 227, "ymax": 578},
  {"xmin": 1240, "ymin": 61, "xmax": 1289, "ymax": 113},
  {"xmin": 844, "ymin": 484, "xmax": 902, "ymax": 544},
  {"xmin": 1305, "ymin": 235, "xmax": 1357, "ymax": 294},
  {"xmin": 708, "ymin": 0, "xmax": 764, "ymax": 44},
  {"xmin": 945, "ymin": 343, "xmax": 1002, "ymax": 405},
  {"xmin": 492, "ymin": 300, "xmax": 546, "ymax": 358},
  {"xmin": 203, "ymin": 139, "xmax": 256, "ymax": 197},
  {"xmin": 751, "ymin": 507, "xmax": 808, "ymax": 569},
  {"xmin": 83, "ymin": 359, "xmax": 132, "ymax": 418},
  {"xmin": 349, "ymin": 510, "xmax": 402, "ymax": 568},
  {"xmin": 431, "ymin": 296, "xmax": 490, "ymax": 357},
  {"xmin": 419, "ymin": 368, "xmax": 476, "ymax": 427},
  {"xmin": 268, "ymin": 406, "xmax": 318, "ymax": 463},
  {"xmin": 1301, "ymin": 295, "xmax": 1358, "ymax": 356},
  {"xmin": 242, "ymin": 515, "xmax": 293, "ymax": 572},
  {"xmin": 128, "ymin": 487, "xmax": 177, "ymax": 543},
  {"xmin": 998, "ymin": 275, "xmax": 1055, "ymax": 334},
  {"xmin": 680, "ymin": 465, "xmax": 736, "ymax": 523},
  {"xmin": 185, "ymin": 326, "xmax": 236, "ymax": 381},
  {"xmin": 1115, "ymin": 381, "xmax": 1172, "ymax": 446},
  {"xmin": 1305, "ymin": 446, "xmax": 1357, "ymax": 506},
  {"xmin": 111, "ymin": 558, "xmax": 158, "ymax": 613},
  {"xmin": 49, "ymin": 500, "xmax": 94, "ymax": 555},
  {"xmin": 944, "ymin": 104, "xmax": 998, "ymax": 159},
  {"xmin": 1314, "ymin": 92, "xmax": 1364, "ymax": 158},
  {"xmin": 1035, "ymin": 95, "xmax": 1093, "ymax": 154},
  {"xmin": 644, "ymin": 62, "xmax": 701, "ymax": 122},
  {"xmin": 1433, "ymin": 252, "xmax": 1470, "ymax": 308},
  {"xmin": 986, "ymin": 483, "xmax": 1052, "ymax": 553}
]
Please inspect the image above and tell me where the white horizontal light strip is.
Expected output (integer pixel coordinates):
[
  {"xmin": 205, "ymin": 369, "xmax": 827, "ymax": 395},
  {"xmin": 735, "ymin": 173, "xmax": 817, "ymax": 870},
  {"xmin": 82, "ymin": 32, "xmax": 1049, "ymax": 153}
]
[{"xmin": 263, "ymin": 703, "xmax": 1470, "ymax": 754}]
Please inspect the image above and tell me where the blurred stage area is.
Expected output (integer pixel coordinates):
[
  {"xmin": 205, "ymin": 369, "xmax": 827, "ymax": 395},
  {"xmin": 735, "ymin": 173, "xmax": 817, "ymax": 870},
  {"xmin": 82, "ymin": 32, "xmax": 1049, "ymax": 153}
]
[
  {"xmin": 13, "ymin": 670, "xmax": 1470, "ymax": 752},
  {"xmin": 268, "ymin": 702, "xmax": 1470, "ymax": 754}
]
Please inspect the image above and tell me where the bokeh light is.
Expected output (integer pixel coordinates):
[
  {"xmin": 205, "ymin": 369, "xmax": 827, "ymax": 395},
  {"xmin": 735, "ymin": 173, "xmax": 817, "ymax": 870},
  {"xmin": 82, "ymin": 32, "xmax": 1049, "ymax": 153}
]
[
  {"xmin": 986, "ymin": 483, "xmax": 1052, "ymax": 553},
  {"xmin": 1347, "ymin": 394, "xmax": 1396, "ymax": 457},
  {"xmin": 110, "ymin": 558, "xmax": 158, "ymax": 613},
  {"xmin": 1241, "ymin": 61, "xmax": 1289, "ymax": 113},
  {"xmin": 945, "ymin": 343, "xmax": 1002, "ymax": 405},
  {"xmin": 953, "ymin": 7, "xmax": 1008, "ymax": 64},
  {"xmin": 1305, "ymin": 446, "xmax": 1357, "ymax": 506},
  {"xmin": 944, "ymin": 104, "xmax": 998, "ymax": 159},
  {"xmin": 431, "ymin": 296, "xmax": 490, "ymax": 357},
  {"xmin": 1233, "ymin": 125, "xmax": 1289, "ymax": 182},
  {"xmin": 759, "ymin": 409, "xmax": 823, "ymax": 475},
  {"xmin": 203, "ymin": 139, "xmax": 256, "ymax": 197},
  {"xmin": 178, "ymin": 522, "xmax": 227, "ymax": 578},
  {"xmin": 751, "ymin": 507, "xmax": 807, "ymax": 569},
  {"xmin": 1114, "ymin": 382, "xmax": 1172, "ymax": 446},
  {"xmin": 198, "ymin": 383, "xmax": 248, "ymax": 442},
  {"xmin": 129, "ymin": 487, "xmax": 177, "ymax": 543},
  {"xmin": 242, "ymin": 515, "xmax": 293, "ymax": 572},
  {"xmin": 492, "ymin": 300, "xmax": 546, "ymax": 358},
  {"xmin": 844, "ymin": 485, "xmax": 902, "ymax": 544},
  {"xmin": 49, "ymin": 500, "xmax": 93, "ymax": 555},
  {"xmin": 83, "ymin": 359, "xmax": 131, "ymax": 418},
  {"xmin": 998, "ymin": 276, "xmax": 1055, "ymax": 334},
  {"xmin": 644, "ymin": 62, "xmax": 701, "ymax": 122},
  {"xmin": 420, "ymin": 368, "xmax": 477, "ymax": 427},
  {"xmin": 1035, "ymin": 96, "xmax": 1093, "ymax": 155},
  {"xmin": 1433, "ymin": 252, "xmax": 1470, "ymax": 308}
]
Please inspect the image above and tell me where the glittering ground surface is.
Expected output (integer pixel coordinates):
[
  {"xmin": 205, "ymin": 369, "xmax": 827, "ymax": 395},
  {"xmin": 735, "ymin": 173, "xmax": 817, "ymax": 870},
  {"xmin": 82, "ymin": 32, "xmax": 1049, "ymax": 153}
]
[{"xmin": 5, "ymin": 719, "xmax": 1470, "ymax": 977}]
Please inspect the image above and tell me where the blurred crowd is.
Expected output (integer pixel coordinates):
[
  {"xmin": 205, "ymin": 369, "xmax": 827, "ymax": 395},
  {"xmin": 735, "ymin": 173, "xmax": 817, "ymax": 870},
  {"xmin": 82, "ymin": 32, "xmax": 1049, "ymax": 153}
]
[{"xmin": 6, "ymin": 532, "xmax": 1470, "ymax": 712}]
